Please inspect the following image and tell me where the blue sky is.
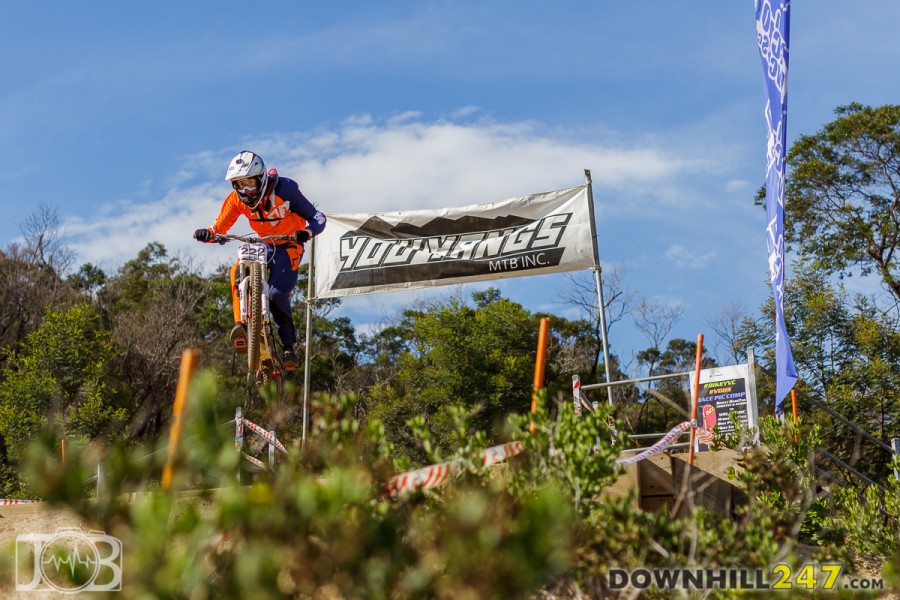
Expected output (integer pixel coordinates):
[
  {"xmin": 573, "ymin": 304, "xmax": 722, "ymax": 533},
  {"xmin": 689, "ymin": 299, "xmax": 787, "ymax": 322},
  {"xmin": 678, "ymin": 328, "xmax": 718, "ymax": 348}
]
[{"xmin": 2, "ymin": 1, "xmax": 899, "ymax": 369}]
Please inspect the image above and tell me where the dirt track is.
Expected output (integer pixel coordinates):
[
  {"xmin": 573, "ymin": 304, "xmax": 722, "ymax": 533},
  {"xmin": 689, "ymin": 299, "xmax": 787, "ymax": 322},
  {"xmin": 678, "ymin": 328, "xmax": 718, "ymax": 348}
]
[
  {"xmin": 0, "ymin": 493, "xmax": 218, "ymax": 598},
  {"xmin": 0, "ymin": 502, "xmax": 94, "ymax": 598}
]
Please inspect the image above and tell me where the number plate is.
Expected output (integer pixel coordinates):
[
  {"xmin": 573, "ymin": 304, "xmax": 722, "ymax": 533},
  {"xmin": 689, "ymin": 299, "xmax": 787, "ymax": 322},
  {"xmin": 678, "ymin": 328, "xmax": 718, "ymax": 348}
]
[{"xmin": 238, "ymin": 243, "xmax": 267, "ymax": 264}]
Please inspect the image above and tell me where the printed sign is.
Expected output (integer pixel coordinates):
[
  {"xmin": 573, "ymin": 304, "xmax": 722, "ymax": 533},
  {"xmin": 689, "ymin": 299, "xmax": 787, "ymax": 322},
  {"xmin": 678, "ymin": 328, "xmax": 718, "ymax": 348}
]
[
  {"xmin": 692, "ymin": 363, "xmax": 758, "ymax": 452},
  {"xmin": 313, "ymin": 185, "xmax": 596, "ymax": 298}
]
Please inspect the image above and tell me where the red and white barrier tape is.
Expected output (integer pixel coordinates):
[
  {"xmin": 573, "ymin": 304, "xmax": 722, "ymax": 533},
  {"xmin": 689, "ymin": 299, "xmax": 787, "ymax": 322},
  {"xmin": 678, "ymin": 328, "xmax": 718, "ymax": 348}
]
[
  {"xmin": 386, "ymin": 422, "xmax": 711, "ymax": 496},
  {"xmin": 482, "ymin": 441, "xmax": 524, "ymax": 467},
  {"xmin": 386, "ymin": 441, "xmax": 526, "ymax": 497},
  {"xmin": 241, "ymin": 451, "xmax": 268, "ymax": 470},
  {"xmin": 242, "ymin": 418, "xmax": 287, "ymax": 454},
  {"xmin": 614, "ymin": 421, "xmax": 708, "ymax": 467},
  {"xmin": 0, "ymin": 424, "xmax": 704, "ymax": 504}
]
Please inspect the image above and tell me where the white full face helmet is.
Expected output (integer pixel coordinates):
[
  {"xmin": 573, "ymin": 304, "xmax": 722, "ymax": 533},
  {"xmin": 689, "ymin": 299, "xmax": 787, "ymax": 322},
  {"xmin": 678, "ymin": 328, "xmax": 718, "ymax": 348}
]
[{"xmin": 225, "ymin": 151, "xmax": 269, "ymax": 209}]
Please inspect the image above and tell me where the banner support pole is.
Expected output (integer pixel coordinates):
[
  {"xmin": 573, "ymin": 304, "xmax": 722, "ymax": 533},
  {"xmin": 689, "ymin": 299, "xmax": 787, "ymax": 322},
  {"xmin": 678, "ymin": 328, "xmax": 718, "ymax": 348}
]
[
  {"xmin": 302, "ymin": 237, "xmax": 315, "ymax": 447},
  {"xmin": 584, "ymin": 170, "xmax": 614, "ymax": 407}
]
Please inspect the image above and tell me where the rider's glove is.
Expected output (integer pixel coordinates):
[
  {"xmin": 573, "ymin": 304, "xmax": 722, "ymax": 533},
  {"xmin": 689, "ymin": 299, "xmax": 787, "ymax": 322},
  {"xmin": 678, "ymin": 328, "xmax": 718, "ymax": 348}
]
[
  {"xmin": 292, "ymin": 230, "xmax": 311, "ymax": 245},
  {"xmin": 194, "ymin": 228, "xmax": 212, "ymax": 242}
]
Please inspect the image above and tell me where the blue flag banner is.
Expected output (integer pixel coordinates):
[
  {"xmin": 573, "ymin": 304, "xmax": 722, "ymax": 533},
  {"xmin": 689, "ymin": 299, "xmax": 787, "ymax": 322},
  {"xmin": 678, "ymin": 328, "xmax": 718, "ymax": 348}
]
[{"xmin": 756, "ymin": 0, "xmax": 797, "ymax": 412}]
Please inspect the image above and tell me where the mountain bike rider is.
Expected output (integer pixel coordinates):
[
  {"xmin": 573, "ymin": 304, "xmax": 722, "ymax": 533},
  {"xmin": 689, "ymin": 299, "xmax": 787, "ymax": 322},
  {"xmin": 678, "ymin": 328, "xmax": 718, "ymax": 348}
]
[{"xmin": 193, "ymin": 150, "xmax": 326, "ymax": 371}]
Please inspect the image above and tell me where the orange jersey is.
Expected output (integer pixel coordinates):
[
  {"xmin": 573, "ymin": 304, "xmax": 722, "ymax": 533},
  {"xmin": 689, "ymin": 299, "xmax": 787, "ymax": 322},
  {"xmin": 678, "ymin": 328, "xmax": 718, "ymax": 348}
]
[
  {"xmin": 213, "ymin": 191, "xmax": 308, "ymax": 238},
  {"xmin": 207, "ymin": 173, "xmax": 326, "ymax": 270},
  {"xmin": 209, "ymin": 175, "xmax": 325, "ymax": 240}
]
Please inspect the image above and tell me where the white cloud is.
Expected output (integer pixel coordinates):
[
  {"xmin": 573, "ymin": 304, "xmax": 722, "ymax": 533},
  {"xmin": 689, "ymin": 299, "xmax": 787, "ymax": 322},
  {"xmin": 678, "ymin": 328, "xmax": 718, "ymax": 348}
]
[
  {"xmin": 663, "ymin": 244, "xmax": 717, "ymax": 269},
  {"xmin": 61, "ymin": 114, "xmax": 717, "ymax": 274},
  {"xmin": 274, "ymin": 116, "xmax": 709, "ymax": 217},
  {"xmin": 724, "ymin": 179, "xmax": 749, "ymax": 192},
  {"xmin": 64, "ymin": 182, "xmax": 235, "ymax": 272},
  {"xmin": 450, "ymin": 106, "xmax": 480, "ymax": 119}
]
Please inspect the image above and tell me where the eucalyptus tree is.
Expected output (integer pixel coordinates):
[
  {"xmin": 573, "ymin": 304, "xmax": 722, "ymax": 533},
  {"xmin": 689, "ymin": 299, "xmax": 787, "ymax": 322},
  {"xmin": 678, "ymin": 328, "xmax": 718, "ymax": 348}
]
[{"xmin": 781, "ymin": 103, "xmax": 900, "ymax": 303}]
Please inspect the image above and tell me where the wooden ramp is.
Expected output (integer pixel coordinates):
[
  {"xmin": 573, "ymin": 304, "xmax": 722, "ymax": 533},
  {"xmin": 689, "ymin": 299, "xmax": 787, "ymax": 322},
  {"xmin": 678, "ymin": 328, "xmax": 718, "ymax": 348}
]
[{"xmin": 606, "ymin": 448, "xmax": 746, "ymax": 517}]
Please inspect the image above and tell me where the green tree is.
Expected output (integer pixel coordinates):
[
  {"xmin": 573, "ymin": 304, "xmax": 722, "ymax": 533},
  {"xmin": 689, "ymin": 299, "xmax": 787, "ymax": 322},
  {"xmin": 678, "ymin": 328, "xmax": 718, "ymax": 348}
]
[
  {"xmin": 0, "ymin": 206, "xmax": 76, "ymax": 370},
  {"xmin": 740, "ymin": 259, "xmax": 900, "ymax": 481},
  {"xmin": 782, "ymin": 103, "xmax": 900, "ymax": 301},
  {"xmin": 367, "ymin": 288, "xmax": 578, "ymax": 460},
  {"xmin": 292, "ymin": 262, "xmax": 355, "ymax": 390},
  {"xmin": 94, "ymin": 243, "xmax": 233, "ymax": 437},
  {"xmin": 630, "ymin": 338, "xmax": 716, "ymax": 434},
  {"xmin": 0, "ymin": 303, "xmax": 130, "ymax": 469}
]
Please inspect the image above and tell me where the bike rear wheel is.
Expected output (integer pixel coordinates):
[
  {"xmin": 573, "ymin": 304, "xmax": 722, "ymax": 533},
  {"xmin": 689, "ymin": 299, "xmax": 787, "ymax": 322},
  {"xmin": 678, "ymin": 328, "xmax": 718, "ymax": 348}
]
[
  {"xmin": 254, "ymin": 322, "xmax": 283, "ymax": 401},
  {"xmin": 247, "ymin": 262, "xmax": 263, "ymax": 371},
  {"xmin": 264, "ymin": 322, "xmax": 284, "ymax": 401}
]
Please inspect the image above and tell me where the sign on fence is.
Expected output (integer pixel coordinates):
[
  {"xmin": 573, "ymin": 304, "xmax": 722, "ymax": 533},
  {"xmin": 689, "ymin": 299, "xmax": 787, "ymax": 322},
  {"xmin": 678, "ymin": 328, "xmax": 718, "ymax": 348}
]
[{"xmin": 691, "ymin": 363, "xmax": 758, "ymax": 452}]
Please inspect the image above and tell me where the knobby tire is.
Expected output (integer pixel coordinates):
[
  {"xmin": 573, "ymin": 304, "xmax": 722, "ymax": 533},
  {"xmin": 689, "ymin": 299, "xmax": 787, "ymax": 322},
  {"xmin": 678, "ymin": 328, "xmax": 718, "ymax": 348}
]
[{"xmin": 247, "ymin": 262, "xmax": 263, "ymax": 372}]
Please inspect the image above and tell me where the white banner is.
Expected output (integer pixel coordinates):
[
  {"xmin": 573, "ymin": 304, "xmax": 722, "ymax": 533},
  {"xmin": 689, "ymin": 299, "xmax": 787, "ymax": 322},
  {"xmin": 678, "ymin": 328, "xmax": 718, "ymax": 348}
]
[{"xmin": 313, "ymin": 184, "xmax": 596, "ymax": 299}]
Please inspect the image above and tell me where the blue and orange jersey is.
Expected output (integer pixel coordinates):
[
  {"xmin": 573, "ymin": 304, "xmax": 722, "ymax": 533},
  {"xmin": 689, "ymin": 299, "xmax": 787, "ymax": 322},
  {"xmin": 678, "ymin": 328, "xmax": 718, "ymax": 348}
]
[{"xmin": 207, "ymin": 171, "xmax": 326, "ymax": 241}]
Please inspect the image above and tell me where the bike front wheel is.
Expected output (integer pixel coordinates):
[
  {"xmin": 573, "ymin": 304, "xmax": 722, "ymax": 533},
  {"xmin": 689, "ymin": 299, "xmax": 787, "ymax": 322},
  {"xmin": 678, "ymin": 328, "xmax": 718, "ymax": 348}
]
[{"xmin": 247, "ymin": 261, "xmax": 263, "ymax": 372}]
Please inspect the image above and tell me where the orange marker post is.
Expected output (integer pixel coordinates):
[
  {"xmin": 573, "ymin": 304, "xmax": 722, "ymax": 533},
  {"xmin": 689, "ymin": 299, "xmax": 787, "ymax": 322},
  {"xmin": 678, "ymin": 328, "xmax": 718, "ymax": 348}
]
[
  {"xmin": 791, "ymin": 388, "xmax": 799, "ymax": 443},
  {"xmin": 61, "ymin": 438, "xmax": 66, "ymax": 465},
  {"xmin": 688, "ymin": 333, "xmax": 704, "ymax": 466},
  {"xmin": 161, "ymin": 348, "xmax": 201, "ymax": 491},
  {"xmin": 530, "ymin": 317, "xmax": 551, "ymax": 434}
]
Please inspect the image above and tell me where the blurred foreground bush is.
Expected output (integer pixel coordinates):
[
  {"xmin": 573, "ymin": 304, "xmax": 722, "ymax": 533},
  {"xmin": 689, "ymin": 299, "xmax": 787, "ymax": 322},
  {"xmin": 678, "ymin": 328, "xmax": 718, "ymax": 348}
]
[
  {"xmin": 6, "ymin": 372, "xmax": 891, "ymax": 598},
  {"xmin": 14, "ymin": 372, "xmax": 581, "ymax": 599}
]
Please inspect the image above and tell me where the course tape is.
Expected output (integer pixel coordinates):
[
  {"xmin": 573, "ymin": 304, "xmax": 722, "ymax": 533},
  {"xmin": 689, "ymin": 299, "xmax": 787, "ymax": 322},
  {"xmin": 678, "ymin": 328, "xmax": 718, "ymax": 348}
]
[
  {"xmin": 241, "ymin": 451, "xmax": 268, "ymax": 470},
  {"xmin": 386, "ymin": 441, "xmax": 526, "ymax": 497},
  {"xmin": 2, "ymin": 424, "xmax": 704, "ymax": 504},
  {"xmin": 483, "ymin": 441, "xmax": 524, "ymax": 467},
  {"xmin": 387, "ymin": 422, "xmax": 710, "ymax": 496},
  {"xmin": 386, "ymin": 460, "xmax": 458, "ymax": 496},
  {"xmin": 242, "ymin": 418, "xmax": 287, "ymax": 454},
  {"xmin": 614, "ymin": 421, "xmax": 695, "ymax": 467}
]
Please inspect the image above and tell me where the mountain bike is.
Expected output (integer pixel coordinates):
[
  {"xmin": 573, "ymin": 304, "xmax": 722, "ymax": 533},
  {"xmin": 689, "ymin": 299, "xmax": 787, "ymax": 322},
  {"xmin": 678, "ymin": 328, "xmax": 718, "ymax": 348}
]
[{"xmin": 215, "ymin": 233, "xmax": 291, "ymax": 398}]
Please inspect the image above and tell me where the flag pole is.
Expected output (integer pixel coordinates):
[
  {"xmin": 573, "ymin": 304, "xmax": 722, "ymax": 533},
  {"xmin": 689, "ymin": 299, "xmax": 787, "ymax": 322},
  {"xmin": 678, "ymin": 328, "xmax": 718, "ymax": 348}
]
[
  {"xmin": 302, "ymin": 236, "xmax": 315, "ymax": 447},
  {"xmin": 584, "ymin": 169, "xmax": 614, "ymax": 406},
  {"xmin": 688, "ymin": 334, "xmax": 704, "ymax": 466}
]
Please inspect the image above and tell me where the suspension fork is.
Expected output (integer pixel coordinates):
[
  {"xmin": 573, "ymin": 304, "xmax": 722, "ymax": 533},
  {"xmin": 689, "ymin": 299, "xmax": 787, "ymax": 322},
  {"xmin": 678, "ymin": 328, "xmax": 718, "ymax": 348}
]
[{"xmin": 237, "ymin": 261, "xmax": 271, "ymax": 324}]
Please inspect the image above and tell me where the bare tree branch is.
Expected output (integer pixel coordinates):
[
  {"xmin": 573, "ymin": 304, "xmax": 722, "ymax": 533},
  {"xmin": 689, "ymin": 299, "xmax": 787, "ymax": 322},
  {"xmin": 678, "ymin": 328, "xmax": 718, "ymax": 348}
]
[{"xmin": 632, "ymin": 298, "xmax": 683, "ymax": 350}]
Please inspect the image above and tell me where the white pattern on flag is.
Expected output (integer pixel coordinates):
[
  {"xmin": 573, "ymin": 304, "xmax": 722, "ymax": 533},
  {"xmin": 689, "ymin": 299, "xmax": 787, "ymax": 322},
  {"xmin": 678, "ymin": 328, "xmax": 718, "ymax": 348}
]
[{"xmin": 756, "ymin": 0, "xmax": 797, "ymax": 411}]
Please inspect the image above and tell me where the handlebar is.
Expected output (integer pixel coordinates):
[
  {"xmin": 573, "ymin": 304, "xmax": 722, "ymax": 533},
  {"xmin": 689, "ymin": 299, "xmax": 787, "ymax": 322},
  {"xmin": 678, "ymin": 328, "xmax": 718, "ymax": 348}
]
[{"xmin": 214, "ymin": 233, "xmax": 292, "ymax": 244}]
